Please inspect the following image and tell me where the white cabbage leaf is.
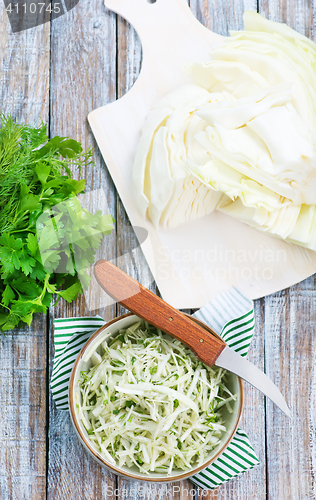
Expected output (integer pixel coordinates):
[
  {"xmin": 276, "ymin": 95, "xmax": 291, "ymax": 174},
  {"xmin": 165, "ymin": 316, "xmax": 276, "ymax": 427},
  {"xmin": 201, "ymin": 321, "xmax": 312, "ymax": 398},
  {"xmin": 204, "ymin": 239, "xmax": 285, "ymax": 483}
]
[
  {"xmin": 133, "ymin": 11, "xmax": 316, "ymax": 250},
  {"xmin": 133, "ymin": 84, "xmax": 223, "ymax": 228}
]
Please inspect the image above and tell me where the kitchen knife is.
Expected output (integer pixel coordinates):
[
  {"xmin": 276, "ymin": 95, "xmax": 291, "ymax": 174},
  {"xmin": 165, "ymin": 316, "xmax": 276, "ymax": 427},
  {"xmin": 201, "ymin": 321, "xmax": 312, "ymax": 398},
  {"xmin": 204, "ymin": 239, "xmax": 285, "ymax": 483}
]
[{"xmin": 94, "ymin": 259, "xmax": 290, "ymax": 417}]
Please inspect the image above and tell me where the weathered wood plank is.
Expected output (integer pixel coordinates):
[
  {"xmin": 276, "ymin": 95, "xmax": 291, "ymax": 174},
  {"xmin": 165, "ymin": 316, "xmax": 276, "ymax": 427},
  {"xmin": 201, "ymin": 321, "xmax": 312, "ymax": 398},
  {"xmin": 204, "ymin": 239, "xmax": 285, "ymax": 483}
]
[
  {"xmin": 195, "ymin": 299, "xmax": 267, "ymax": 500},
  {"xmin": 0, "ymin": 15, "xmax": 50, "ymax": 123},
  {"xmin": 115, "ymin": 13, "xmax": 191, "ymax": 500},
  {"xmin": 115, "ymin": 13, "xmax": 156, "ymax": 307},
  {"xmin": 190, "ymin": 0, "xmax": 257, "ymax": 34},
  {"xmin": 259, "ymin": 0, "xmax": 313, "ymax": 38},
  {"xmin": 263, "ymin": 280, "xmax": 316, "ymax": 500},
  {"xmin": 0, "ymin": 9, "xmax": 50, "ymax": 500},
  {"xmin": 48, "ymin": 2, "xmax": 118, "ymax": 498},
  {"xmin": 115, "ymin": 480, "xmax": 198, "ymax": 500},
  {"xmin": 115, "ymin": 7, "xmax": 194, "ymax": 499},
  {"xmin": 309, "ymin": 328, "xmax": 316, "ymax": 500},
  {"xmin": 257, "ymin": 4, "xmax": 316, "ymax": 499},
  {"xmin": 0, "ymin": 318, "xmax": 47, "ymax": 500}
]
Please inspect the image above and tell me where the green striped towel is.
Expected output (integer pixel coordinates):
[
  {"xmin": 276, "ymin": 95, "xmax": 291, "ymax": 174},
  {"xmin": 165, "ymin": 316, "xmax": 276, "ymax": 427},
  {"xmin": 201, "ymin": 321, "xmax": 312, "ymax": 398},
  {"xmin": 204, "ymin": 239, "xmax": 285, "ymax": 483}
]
[{"xmin": 51, "ymin": 286, "xmax": 259, "ymax": 489}]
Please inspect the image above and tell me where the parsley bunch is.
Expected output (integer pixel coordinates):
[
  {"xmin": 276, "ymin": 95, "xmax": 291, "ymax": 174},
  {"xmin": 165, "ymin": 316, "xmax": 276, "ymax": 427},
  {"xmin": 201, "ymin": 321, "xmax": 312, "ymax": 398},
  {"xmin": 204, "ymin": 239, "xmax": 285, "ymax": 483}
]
[{"xmin": 0, "ymin": 116, "xmax": 114, "ymax": 332}]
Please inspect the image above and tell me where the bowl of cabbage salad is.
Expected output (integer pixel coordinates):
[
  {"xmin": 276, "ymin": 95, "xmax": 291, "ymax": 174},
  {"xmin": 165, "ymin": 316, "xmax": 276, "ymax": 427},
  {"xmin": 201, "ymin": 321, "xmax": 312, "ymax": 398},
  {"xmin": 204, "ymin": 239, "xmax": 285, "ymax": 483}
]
[{"xmin": 69, "ymin": 313, "xmax": 243, "ymax": 482}]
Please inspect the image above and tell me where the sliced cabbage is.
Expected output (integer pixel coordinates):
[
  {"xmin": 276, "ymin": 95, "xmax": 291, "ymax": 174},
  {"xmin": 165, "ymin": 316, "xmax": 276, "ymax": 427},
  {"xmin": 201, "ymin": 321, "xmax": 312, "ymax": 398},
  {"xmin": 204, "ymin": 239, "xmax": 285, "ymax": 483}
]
[
  {"xmin": 78, "ymin": 321, "xmax": 235, "ymax": 474},
  {"xmin": 133, "ymin": 84, "xmax": 224, "ymax": 228},
  {"xmin": 133, "ymin": 11, "xmax": 316, "ymax": 251}
]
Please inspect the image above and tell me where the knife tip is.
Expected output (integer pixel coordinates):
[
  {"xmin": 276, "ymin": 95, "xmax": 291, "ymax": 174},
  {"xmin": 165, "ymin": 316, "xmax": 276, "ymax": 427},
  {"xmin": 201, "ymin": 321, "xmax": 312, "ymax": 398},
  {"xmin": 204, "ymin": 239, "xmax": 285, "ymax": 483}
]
[{"xmin": 284, "ymin": 406, "xmax": 291, "ymax": 418}]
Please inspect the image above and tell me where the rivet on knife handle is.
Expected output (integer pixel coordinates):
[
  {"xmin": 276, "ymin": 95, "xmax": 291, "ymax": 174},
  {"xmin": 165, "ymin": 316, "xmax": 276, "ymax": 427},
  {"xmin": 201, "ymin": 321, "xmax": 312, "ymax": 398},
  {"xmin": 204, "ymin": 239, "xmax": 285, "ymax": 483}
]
[{"xmin": 94, "ymin": 259, "xmax": 226, "ymax": 367}]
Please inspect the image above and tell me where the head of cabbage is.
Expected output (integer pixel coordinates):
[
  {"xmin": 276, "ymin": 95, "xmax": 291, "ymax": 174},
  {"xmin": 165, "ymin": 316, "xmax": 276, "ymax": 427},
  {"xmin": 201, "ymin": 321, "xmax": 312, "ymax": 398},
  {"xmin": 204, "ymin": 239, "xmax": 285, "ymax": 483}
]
[{"xmin": 133, "ymin": 12, "xmax": 316, "ymax": 251}]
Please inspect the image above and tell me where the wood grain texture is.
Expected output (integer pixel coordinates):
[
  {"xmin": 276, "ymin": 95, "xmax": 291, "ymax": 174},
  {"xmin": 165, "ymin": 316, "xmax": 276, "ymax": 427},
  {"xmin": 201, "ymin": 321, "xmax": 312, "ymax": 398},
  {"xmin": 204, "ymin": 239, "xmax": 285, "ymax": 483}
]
[
  {"xmin": 259, "ymin": 0, "xmax": 314, "ymax": 38},
  {"xmin": 0, "ymin": 11, "xmax": 50, "ymax": 123},
  {"xmin": 309, "ymin": 331, "xmax": 316, "ymax": 500},
  {"xmin": 256, "ymin": 5, "xmax": 316, "ymax": 499},
  {"xmin": 194, "ymin": 303, "xmax": 267, "ymax": 500},
  {"xmin": 0, "ymin": 316, "xmax": 47, "ymax": 500},
  {"xmin": 263, "ymin": 280, "xmax": 316, "ymax": 500},
  {"xmin": 190, "ymin": 0, "xmax": 257, "ymax": 34},
  {"xmin": 47, "ymin": 1, "xmax": 118, "ymax": 498},
  {"xmin": 0, "ymin": 8, "xmax": 50, "ymax": 500}
]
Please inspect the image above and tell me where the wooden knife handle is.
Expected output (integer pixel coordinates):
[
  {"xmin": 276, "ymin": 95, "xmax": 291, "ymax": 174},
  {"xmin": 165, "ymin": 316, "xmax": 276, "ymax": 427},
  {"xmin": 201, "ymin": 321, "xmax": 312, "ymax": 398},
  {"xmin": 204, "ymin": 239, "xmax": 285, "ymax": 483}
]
[{"xmin": 94, "ymin": 260, "xmax": 225, "ymax": 367}]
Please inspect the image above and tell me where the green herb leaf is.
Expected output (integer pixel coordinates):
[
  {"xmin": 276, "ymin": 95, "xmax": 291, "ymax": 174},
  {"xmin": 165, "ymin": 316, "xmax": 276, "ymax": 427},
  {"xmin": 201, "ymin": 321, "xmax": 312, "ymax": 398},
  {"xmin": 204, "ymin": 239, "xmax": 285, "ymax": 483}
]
[
  {"xmin": 150, "ymin": 366, "xmax": 158, "ymax": 375},
  {"xmin": 0, "ymin": 116, "xmax": 113, "ymax": 334},
  {"xmin": 125, "ymin": 400, "xmax": 134, "ymax": 408},
  {"xmin": 26, "ymin": 233, "xmax": 38, "ymax": 255},
  {"xmin": 18, "ymin": 247, "xmax": 36, "ymax": 276},
  {"xmin": 2, "ymin": 284, "xmax": 15, "ymax": 306},
  {"xmin": 36, "ymin": 162, "xmax": 51, "ymax": 185},
  {"xmin": 57, "ymin": 282, "xmax": 82, "ymax": 303}
]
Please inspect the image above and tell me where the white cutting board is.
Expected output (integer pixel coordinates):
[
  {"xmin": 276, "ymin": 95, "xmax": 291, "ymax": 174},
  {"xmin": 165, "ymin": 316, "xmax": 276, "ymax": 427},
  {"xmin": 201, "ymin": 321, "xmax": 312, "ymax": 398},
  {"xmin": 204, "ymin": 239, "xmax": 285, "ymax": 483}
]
[{"xmin": 88, "ymin": 0, "xmax": 316, "ymax": 309}]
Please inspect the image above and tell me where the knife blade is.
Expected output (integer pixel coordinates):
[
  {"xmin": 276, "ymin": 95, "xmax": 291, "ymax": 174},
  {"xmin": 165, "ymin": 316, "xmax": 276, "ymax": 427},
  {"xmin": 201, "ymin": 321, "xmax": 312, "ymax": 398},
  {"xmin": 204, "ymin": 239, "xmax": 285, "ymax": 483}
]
[
  {"xmin": 94, "ymin": 259, "xmax": 291, "ymax": 417},
  {"xmin": 215, "ymin": 346, "xmax": 290, "ymax": 417}
]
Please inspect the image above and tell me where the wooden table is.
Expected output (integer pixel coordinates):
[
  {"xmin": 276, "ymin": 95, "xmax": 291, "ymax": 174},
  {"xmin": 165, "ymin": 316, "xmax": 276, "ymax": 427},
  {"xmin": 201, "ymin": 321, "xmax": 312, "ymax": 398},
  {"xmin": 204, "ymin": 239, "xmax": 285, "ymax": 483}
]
[{"xmin": 1, "ymin": 1, "xmax": 316, "ymax": 499}]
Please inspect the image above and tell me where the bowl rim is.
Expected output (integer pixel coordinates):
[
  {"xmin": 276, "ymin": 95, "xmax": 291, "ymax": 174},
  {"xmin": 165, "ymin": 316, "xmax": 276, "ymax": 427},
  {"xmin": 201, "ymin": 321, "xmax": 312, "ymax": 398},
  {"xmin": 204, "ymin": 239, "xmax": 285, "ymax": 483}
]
[{"xmin": 69, "ymin": 311, "xmax": 244, "ymax": 482}]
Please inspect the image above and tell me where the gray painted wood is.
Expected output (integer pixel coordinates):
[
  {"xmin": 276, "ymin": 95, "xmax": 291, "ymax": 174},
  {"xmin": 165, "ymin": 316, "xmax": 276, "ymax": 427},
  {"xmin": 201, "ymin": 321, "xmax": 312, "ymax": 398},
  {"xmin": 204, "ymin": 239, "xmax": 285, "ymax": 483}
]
[
  {"xmin": 190, "ymin": 0, "xmax": 257, "ymax": 34},
  {"xmin": 0, "ymin": 10, "xmax": 50, "ymax": 500},
  {"xmin": 196, "ymin": 299, "xmax": 267, "ymax": 500},
  {"xmin": 0, "ymin": 13, "xmax": 50, "ymax": 123},
  {"xmin": 47, "ymin": 2, "xmax": 117, "ymax": 499},
  {"xmin": 256, "ymin": 5, "xmax": 316, "ymax": 499},
  {"xmin": 263, "ymin": 281, "xmax": 316, "ymax": 500},
  {"xmin": 0, "ymin": 316, "xmax": 47, "ymax": 500}
]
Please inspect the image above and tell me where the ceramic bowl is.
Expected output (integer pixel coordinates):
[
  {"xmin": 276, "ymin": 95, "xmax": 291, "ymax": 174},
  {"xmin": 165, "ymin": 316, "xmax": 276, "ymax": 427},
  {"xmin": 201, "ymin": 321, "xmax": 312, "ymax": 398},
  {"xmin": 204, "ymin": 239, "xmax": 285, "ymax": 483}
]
[{"xmin": 69, "ymin": 312, "xmax": 243, "ymax": 482}]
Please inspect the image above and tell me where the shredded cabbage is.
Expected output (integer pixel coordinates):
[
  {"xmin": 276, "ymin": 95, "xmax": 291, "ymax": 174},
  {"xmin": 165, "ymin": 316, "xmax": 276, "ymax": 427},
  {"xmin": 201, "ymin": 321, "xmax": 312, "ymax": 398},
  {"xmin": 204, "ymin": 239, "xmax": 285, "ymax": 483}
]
[{"xmin": 77, "ymin": 321, "xmax": 236, "ymax": 475}]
